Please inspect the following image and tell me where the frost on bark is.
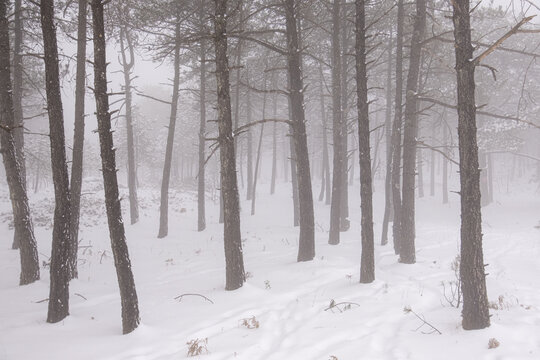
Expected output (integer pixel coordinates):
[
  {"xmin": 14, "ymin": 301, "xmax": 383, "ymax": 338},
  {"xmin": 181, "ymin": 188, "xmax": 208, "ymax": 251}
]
[
  {"xmin": 92, "ymin": 0, "xmax": 140, "ymax": 334},
  {"xmin": 451, "ymin": 0, "xmax": 490, "ymax": 330},
  {"xmin": 213, "ymin": 0, "xmax": 245, "ymax": 290},
  {"xmin": 40, "ymin": 0, "xmax": 71, "ymax": 323},
  {"xmin": 0, "ymin": 0, "xmax": 40, "ymax": 286}
]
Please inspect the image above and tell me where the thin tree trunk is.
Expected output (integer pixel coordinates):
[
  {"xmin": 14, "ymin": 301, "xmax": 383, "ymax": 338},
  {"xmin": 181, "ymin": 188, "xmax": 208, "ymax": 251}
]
[
  {"xmin": 69, "ymin": 0, "xmax": 87, "ymax": 280},
  {"xmin": 285, "ymin": 0, "xmax": 315, "ymax": 261},
  {"xmin": 197, "ymin": 21, "xmax": 207, "ymax": 231},
  {"xmin": 356, "ymin": 0, "xmax": 374, "ymax": 283},
  {"xmin": 329, "ymin": 0, "xmax": 344, "ymax": 245},
  {"xmin": 11, "ymin": 0, "xmax": 25, "ymax": 250},
  {"xmin": 251, "ymin": 69, "xmax": 267, "ymax": 215},
  {"xmin": 287, "ymin": 77, "xmax": 300, "ymax": 227},
  {"xmin": 442, "ymin": 118, "xmax": 449, "ymax": 204},
  {"xmin": 381, "ymin": 32, "xmax": 393, "ymax": 246},
  {"xmin": 451, "ymin": 0, "xmax": 490, "ymax": 330},
  {"xmin": 390, "ymin": 0, "xmax": 404, "ymax": 255},
  {"xmin": 157, "ymin": 12, "xmax": 181, "ymax": 238},
  {"xmin": 0, "ymin": 0, "xmax": 40, "ymax": 285},
  {"xmin": 340, "ymin": 0, "xmax": 350, "ymax": 232},
  {"xmin": 270, "ymin": 73, "xmax": 278, "ymax": 195},
  {"xmin": 91, "ymin": 0, "xmax": 140, "ymax": 333},
  {"xmin": 430, "ymin": 122, "xmax": 435, "ymax": 196},
  {"xmin": 119, "ymin": 20, "xmax": 139, "ymax": 225},
  {"xmin": 246, "ymin": 73, "xmax": 254, "ymax": 201},
  {"xmin": 214, "ymin": 0, "xmax": 245, "ymax": 290},
  {"xmin": 399, "ymin": 0, "xmax": 426, "ymax": 264},
  {"xmin": 40, "ymin": 0, "xmax": 71, "ymax": 323}
]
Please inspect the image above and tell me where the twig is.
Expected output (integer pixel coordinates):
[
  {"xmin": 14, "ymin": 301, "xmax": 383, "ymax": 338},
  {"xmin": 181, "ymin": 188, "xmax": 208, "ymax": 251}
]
[
  {"xmin": 174, "ymin": 293, "xmax": 214, "ymax": 304},
  {"xmin": 404, "ymin": 306, "xmax": 442, "ymax": 335}
]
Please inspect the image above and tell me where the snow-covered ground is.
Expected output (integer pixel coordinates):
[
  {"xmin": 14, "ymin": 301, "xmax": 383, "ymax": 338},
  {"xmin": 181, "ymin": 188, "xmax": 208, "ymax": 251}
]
[{"xmin": 1, "ymin": 178, "xmax": 539, "ymax": 360}]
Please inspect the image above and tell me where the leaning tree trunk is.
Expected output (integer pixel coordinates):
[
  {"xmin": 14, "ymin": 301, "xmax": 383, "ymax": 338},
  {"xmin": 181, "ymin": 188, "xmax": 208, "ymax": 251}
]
[
  {"xmin": 69, "ymin": 0, "xmax": 87, "ymax": 280},
  {"xmin": 284, "ymin": 0, "xmax": 315, "ymax": 262},
  {"xmin": 92, "ymin": 0, "xmax": 140, "ymax": 334},
  {"xmin": 197, "ymin": 36, "xmax": 207, "ymax": 231},
  {"xmin": 451, "ymin": 0, "xmax": 490, "ymax": 330},
  {"xmin": 119, "ymin": 19, "xmax": 139, "ymax": 225},
  {"xmin": 381, "ymin": 32, "xmax": 393, "ymax": 246},
  {"xmin": 390, "ymin": 0, "xmax": 404, "ymax": 255},
  {"xmin": 40, "ymin": 0, "xmax": 71, "ymax": 323},
  {"xmin": 157, "ymin": 12, "xmax": 181, "ymax": 239},
  {"xmin": 399, "ymin": 0, "xmax": 426, "ymax": 264},
  {"xmin": 356, "ymin": 0, "xmax": 374, "ymax": 284},
  {"xmin": 214, "ymin": 0, "xmax": 245, "ymax": 290},
  {"xmin": 11, "ymin": 0, "xmax": 25, "ymax": 250},
  {"xmin": 0, "ymin": 0, "xmax": 40, "ymax": 286},
  {"xmin": 328, "ymin": 0, "xmax": 344, "ymax": 245}
]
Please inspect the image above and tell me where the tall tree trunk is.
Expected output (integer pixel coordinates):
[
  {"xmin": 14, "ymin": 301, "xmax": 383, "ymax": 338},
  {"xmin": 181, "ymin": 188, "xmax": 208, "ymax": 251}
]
[
  {"xmin": 381, "ymin": 33, "xmax": 393, "ymax": 246},
  {"xmin": 197, "ymin": 31, "xmax": 207, "ymax": 231},
  {"xmin": 251, "ymin": 69, "xmax": 267, "ymax": 215},
  {"xmin": 157, "ymin": 11, "xmax": 181, "ymax": 239},
  {"xmin": 390, "ymin": 0, "xmax": 404, "ymax": 255},
  {"xmin": 270, "ymin": 74, "xmax": 278, "ymax": 195},
  {"xmin": 451, "ymin": 0, "xmax": 490, "ymax": 330},
  {"xmin": 246, "ymin": 74, "xmax": 254, "ymax": 201},
  {"xmin": 214, "ymin": 0, "xmax": 245, "ymax": 290},
  {"xmin": 69, "ymin": 0, "xmax": 87, "ymax": 280},
  {"xmin": 285, "ymin": 0, "xmax": 315, "ymax": 261},
  {"xmin": 318, "ymin": 66, "xmax": 330, "ymax": 203},
  {"xmin": 356, "ymin": 0, "xmax": 374, "ymax": 283},
  {"xmin": 430, "ymin": 122, "xmax": 436, "ymax": 196},
  {"xmin": 119, "ymin": 20, "xmax": 139, "ymax": 225},
  {"xmin": 40, "ymin": 0, "xmax": 71, "ymax": 323},
  {"xmin": 442, "ymin": 118, "xmax": 449, "ymax": 204},
  {"xmin": 91, "ymin": 0, "xmax": 140, "ymax": 334},
  {"xmin": 0, "ymin": 0, "xmax": 40, "ymax": 285},
  {"xmin": 399, "ymin": 0, "xmax": 426, "ymax": 264},
  {"xmin": 340, "ymin": 0, "xmax": 350, "ymax": 231},
  {"xmin": 287, "ymin": 77, "xmax": 300, "ymax": 227},
  {"xmin": 11, "ymin": 0, "xmax": 25, "ymax": 250},
  {"xmin": 329, "ymin": 0, "xmax": 344, "ymax": 245}
]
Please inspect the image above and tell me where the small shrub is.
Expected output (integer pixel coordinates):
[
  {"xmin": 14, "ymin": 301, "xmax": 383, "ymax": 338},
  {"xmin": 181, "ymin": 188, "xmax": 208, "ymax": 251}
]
[
  {"xmin": 187, "ymin": 338, "xmax": 208, "ymax": 357},
  {"xmin": 488, "ymin": 338, "xmax": 500, "ymax": 349},
  {"xmin": 240, "ymin": 316, "xmax": 260, "ymax": 329},
  {"xmin": 264, "ymin": 280, "xmax": 271, "ymax": 290}
]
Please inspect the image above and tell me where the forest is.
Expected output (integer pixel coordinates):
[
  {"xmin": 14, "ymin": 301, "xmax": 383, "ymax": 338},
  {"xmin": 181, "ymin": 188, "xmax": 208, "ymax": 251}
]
[{"xmin": 1, "ymin": 0, "xmax": 540, "ymax": 359}]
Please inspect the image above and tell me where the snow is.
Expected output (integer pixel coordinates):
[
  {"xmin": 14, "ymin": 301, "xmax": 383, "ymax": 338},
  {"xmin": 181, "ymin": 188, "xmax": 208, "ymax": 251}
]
[{"xmin": 1, "ymin": 179, "xmax": 540, "ymax": 359}]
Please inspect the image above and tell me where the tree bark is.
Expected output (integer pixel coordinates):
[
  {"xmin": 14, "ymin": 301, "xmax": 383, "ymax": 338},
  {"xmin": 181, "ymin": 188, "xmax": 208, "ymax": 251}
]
[
  {"xmin": 339, "ymin": 0, "xmax": 350, "ymax": 232},
  {"xmin": 246, "ymin": 73, "xmax": 254, "ymax": 201},
  {"xmin": 329, "ymin": 0, "xmax": 344, "ymax": 245},
  {"xmin": 41, "ymin": 0, "xmax": 72, "ymax": 323},
  {"xmin": 0, "ymin": 0, "xmax": 40, "ymax": 286},
  {"xmin": 356, "ymin": 0, "xmax": 374, "ymax": 284},
  {"xmin": 381, "ymin": 32, "xmax": 393, "ymax": 246},
  {"xmin": 91, "ymin": 0, "xmax": 140, "ymax": 334},
  {"xmin": 157, "ymin": 9, "xmax": 181, "ymax": 239},
  {"xmin": 197, "ymin": 20, "xmax": 207, "ymax": 232},
  {"xmin": 399, "ymin": 0, "xmax": 426, "ymax": 264},
  {"xmin": 451, "ymin": 0, "xmax": 490, "ymax": 330},
  {"xmin": 390, "ymin": 0, "xmax": 404, "ymax": 255},
  {"xmin": 119, "ymin": 16, "xmax": 139, "ymax": 225},
  {"xmin": 318, "ymin": 66, "xmax": 331, "ymax": 204},
  {"xmin": 270, "ymin": 74, "xmax": 278, "ymax": 195},
  {"xmin": 69, "ymin": 0, "xmax": 87, "ymax": 280},
  {"xmin": 284, "ymin": 0, "xmax": 315, "ymax": 261},
  {"xmin": 214, "ymin": 0, "xmax": 246, "ymax": 290},
  {"xmin": 442, "ymin": 118, "xmax": 449, "ymax": 204}
]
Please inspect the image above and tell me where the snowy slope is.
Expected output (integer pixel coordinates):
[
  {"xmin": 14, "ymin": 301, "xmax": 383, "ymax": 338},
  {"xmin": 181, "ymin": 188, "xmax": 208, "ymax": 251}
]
[{"xmin": 1, "ymin": 180, "xmax": 539, "ymax": 360}]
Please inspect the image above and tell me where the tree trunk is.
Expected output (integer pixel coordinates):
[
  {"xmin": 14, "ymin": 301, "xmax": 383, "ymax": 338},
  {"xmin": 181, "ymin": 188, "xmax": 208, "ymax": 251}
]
[
  {"xmin": 157, "ymin": 11, "xmax": 181, "ymax": 239},
  {"xmin": 69, "ymin": 0, "xmax": 87, "ymax": 280},
  {"xmin": 451, "ymin": 0, "xmax": 490, "ymax": 330},
  {"xmin": 381, "ymin": 32, "xmax": 393, "ymax": 246},
  {"xmin": 329, "ymin": 0, "xmax": 344, "ymax": 245},
  {"xmin": 251, "ymin": 69, "xmax": 267, "ymax": 215},
  {"xmin": 390, "ymin": 0, "xmax": 404, "ymax": 255},
  {"xmin": 119, "ymin": 20, "xmax": 139, "ymax": 225},
  {"xmin": 399, "ymin": 0, "xmax": 426, "ymax": 264},
  {"xmin": 246, "ymin": 74, "xmax": 254, "ymax": 201},
  {"xmin": 285, "ymin": 0, "xmax": 315, "ymax": 261},
  {"xmin": 41, "ymin": 0, "xmax": 72, "ymax": 323},
  {"xmin": 318, "ymin": 66, "xmax": 330, "ymax": 203},
  {"xmin": 287, "ymin": 78, "xmax": 300, "ymax": 227},
  {"xmin": 430, "ymin": 122, "xmax": 436, "ymax": 196},
  {"xmin": 355, "ymin": 0, "xmax": 374, "ymax": 283},
  {"xmin": 197, "ymin": 27, "xmax": 207, "ymax": 231},
  {"xmin": 270, "ymin": 74, "xmax": 278, "ymax": 195},
  {"xmin": 91, "ymin": 0, "xmax": 140, "ymax": 334},
  {"xmin": 0, "ymin": 0, "xmax": 40, "ymax": 285},
  {"xmin": 340, "ymin": 0, "xmax": 350, "ymax": 232},
  {"xmin": 11, "ymin": 0, "xmax": 25, "ymax": 250},
  {"xmin": 442, "ymin": 118, "xmax": 449, "ymax": 204},
  {"xmin": 214, "ymin": 0, "xmax": 245, "ymax": 290}
]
